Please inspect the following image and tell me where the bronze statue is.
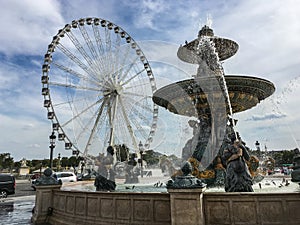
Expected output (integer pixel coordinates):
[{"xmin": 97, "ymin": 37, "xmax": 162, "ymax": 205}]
[{"xmin": 222, "ymin": 135, "xmax": 253, "ymax": 192}]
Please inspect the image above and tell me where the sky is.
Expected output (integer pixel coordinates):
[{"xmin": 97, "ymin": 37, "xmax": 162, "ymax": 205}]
[{"xmin": 1, "ymin": 0, "xmax": 300, "ymax": 161}]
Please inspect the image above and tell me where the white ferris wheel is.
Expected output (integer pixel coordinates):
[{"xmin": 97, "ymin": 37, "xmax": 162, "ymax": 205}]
[{"xmin": 41, "ymin": 17, "xmax": 158, "ymax": 159}]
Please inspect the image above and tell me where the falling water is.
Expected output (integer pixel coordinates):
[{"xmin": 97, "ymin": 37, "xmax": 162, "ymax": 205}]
[
  {"xmin": 197, "ymin": 35, "xmax": 237, "ymax": 139},
  {"xmin": 260, "ymin": 75, "xmax": 300, "ymax": 147}
]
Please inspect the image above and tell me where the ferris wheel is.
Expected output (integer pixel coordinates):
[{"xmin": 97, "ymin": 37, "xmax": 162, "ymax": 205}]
[{"xmin": 41, "ymin": 17, "xmax": 158, "ymax": 158}]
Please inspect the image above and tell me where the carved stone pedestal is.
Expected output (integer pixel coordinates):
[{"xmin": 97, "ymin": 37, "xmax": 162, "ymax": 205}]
[
  {"xmin": 31, "ymin": 184, "xmax": 61, "ymax": 224},
  {"xmin": 168, "ymin": 188, "xmax": 206, "ymax": 225}
]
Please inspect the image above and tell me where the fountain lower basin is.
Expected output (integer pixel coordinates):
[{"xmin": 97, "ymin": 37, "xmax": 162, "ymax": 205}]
[{"xmin": 62, "ymin": 175, "xmax": 299, "ymax": 193}]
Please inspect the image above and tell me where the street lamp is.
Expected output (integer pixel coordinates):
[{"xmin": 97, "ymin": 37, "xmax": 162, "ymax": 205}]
[
  {"xmin": 57, "ymin": 153, "xmax": 61, "ymax": 171},
  {"xmin": 255, "ymin": 140, "xmax": 261, "ymax": 158},
  {"xmin": 138, "ymin": 141, "xmax": 144, "ymax": 178},
  {"xmin": 49, "ymin": 131, "xmax": 56, "ymax": 169}
]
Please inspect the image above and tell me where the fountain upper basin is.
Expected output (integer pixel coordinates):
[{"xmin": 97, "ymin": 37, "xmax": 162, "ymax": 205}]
[{"xmin": 153, "ymin": 75, "xmax": 275, "ymax": 117}]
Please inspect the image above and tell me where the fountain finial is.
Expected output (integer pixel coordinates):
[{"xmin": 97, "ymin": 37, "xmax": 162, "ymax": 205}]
[{"xmin": 198, "ymin": 25, "xmax": 214, "ymax": 37}]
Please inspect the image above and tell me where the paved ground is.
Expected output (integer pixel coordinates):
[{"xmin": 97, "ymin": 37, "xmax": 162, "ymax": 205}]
[
  {"xmin": 14, "ymin": 179, "xmax": 36, "ymax": 197},
  {"xmin": 0, "ymin": 196, "xmax": 35, "ymax": 225},
  {"xmin": 0, "ymin": 179, "xmax": 36, "ymax": 225}
]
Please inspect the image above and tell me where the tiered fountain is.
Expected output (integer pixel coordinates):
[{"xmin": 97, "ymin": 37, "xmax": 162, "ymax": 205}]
[
  {"xmin": 33, "ymin": 24, "xmax": 300, "ymax": 225},
  {"xmin": 153, "ymin": 25, "xmax": 275, "ymax": 186}
]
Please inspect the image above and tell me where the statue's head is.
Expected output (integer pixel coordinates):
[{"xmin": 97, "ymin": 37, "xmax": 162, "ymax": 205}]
[
  {"xmin": 107, "ymin": 146, "xmax": 114, "ymax": 156},
  {"xmin": 181, "ymin": 161, "xmax": 192, "ymax": 176}
]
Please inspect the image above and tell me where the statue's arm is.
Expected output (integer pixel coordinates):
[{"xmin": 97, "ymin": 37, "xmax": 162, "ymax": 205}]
[{"xmin": 240, "ymin": 144, "xmax": 250, "ymax": 161}]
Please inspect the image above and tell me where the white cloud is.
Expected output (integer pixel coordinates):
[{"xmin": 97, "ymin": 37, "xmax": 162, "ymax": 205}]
[{"xmin": 0, "ymin": 0, "xmax": 64, "ymax": 55}]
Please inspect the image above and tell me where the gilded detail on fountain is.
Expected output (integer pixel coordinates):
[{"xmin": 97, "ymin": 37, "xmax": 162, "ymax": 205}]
[{"xmin": 153, "ymin": 25, "xmax": 275, "ymax": 189}]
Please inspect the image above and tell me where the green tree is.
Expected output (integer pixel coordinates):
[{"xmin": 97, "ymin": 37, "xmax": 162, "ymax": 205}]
[
  {"xmin": 69, "ymin": 156, "xmax": 81, "ymax": 170},
  {"xmin": 115, "ymin": 144, "xmax": 129, "ymax": 162},
  {"xmin": 143, "ymin": 150, "xmax": 159, "ymax": 166},
  {"xmin": 281, "ymin": 150, "xmax": 294, "ymax": 164},
  {"xmin": 0, "ymin": 153, "xmax": 14, "ymax": 171},
  {"xmin": 61, "ymin": 157, "xmax": 69, "ymax": 168}
]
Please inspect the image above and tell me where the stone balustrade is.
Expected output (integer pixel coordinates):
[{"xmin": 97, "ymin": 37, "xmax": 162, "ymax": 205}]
[{"xmin": 32, "ymin": 185, "xmax": 300, "ymax": 225}]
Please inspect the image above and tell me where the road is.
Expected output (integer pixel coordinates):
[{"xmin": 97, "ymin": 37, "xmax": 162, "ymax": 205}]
[
  {"xmin": 14, "ymin": 179, "xmax": 36, "ymax": 197},
  {"xmin": 0, "ymin": 180, "xmax": 36, "ymax": 225}
]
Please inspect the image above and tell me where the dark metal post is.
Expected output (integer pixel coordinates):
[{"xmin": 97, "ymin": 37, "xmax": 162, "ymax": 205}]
[
  {"xmin": 49, "ymin": 132, "xmax": 56, "ymax": 169},
  {"xmin": 57, "ymin": 153, "xmax": 61, "ymax": 171},
  {"xmin": 40, "ymin": 162, "xmax": 42, "ymax": 176},
  {"xmin": 139, "ymin": 141, "xmax": 144, "ymax": 178},
  {"xmin": 255, "ymin": 140, "xmax": 260, "ymax": 158}
]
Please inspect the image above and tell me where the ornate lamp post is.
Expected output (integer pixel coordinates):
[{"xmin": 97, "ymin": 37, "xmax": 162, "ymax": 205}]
[
  {"xmin": 255, "ymin": 140, "xmax": 260, "ymax": 158},
  {"xmin": 138, "ymin": 141, "xmax": 144, "ymax": 178},
  {"xmin": 49, "ymin": 131, "xmax": 56, "ymax": 169},
  {"xmin": 57, "ymin": 153, "xmax": 61, "ymax": 171}
]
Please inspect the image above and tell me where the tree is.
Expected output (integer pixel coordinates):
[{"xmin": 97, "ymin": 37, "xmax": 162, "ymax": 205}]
[
  {"xmin": 68, "ymin": 156, "xmax": 82, "ymax": 171},
  {"xmin": 143, "ymin": 150, "xmax": 159, "ymax": 166},
  {"xmin": 61, "ymin": 157, "xmax": 69, "ymax": 168},
  {"xmin": 0, "ymin": 153, "xmax": 14, "ymax": 171},
  {"xmin": 115, "ymin": 144, "xmax": 129, "ymax": 162}
]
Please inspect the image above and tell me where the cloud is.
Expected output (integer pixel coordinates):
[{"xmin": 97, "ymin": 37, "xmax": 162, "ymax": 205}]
[
  {"xmin": 0, "ymin": 0, "xmax": 64, "ymax": 56},
  {"xmin": 246, "ymin": 113, "xmax": 287, "ymax": 121}
]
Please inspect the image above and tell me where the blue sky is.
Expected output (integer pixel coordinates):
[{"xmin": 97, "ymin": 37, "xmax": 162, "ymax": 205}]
[{"xmin": 1, "ymin": 0, "xmax": 300, "ymax": 161}]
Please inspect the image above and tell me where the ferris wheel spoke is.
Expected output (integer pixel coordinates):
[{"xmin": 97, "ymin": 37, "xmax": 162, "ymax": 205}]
[
  {"xmin": 125, "ymin": 82, "xmax": 149, "ymax": 89},
  {"xmin": 108, "ymin": 95, "xmax": 119, "ymax": 146},
  {"xmin": 92, "ymin": 24, "xmax": 109, "ymax": 73},
  {"xmin": 78, "ymin": 24, "xmax": 110, "ymax": 78},
  {"xmin": 129, "ymin": 115, "xmax": 148, "ymax": 139},
  {"xmin": 52, "ymin": 92, "xmax": 100, "ymax": 107},
  {"xmin": 123, "ymin": 91, "xmax": 152, "ymax": 99},
  {"xmin": 105, "ymin": 27, "xmax": 112, "ymax": 53},
  {"xmin": 119, "ymin": 97, "xmax": 138, "ymax": 149},
  {"xmin": 126, "ymin": 95, "xmax": 153, "ymax": 113},
  {"xmin": 105, "ymin": 28, "xmax": 118, "ymax": 85},
  {"xmin": 114, "ymin": 36, "xmax": 122, "ymax": 80},
  {"xmin": 75, "ymin": 115, "xmax": 95, "ymax": 141},
  {"xmin": 130, "ymin": 105, "xmax": 151, "ymax": 125},
  {"xmin": 116, "ymin": 44, "xmax": 131, "ymax": 82},
  {"xmin": 65, "ymin": 31, "xmax": 100, "ymax": 76},
  {"xmin": 78, "ymin": 24, "xmax": 100, "ymax": 62},
  {"xmin": 83, "ymin": 98, "xmax": 108, "ymax": 155},
  {"xmin": 61, "ymin": 97, "xmax": 104, "ymax": 127},
  {"xmin": 52, "ymin": 61, "xmax": 100, "ymax": 87},
  {"xmin": 92, "ymin": 23, "xmax": 105, "ymax": 55},
  {"xmin": 119, "ymin": 57, "xmax": 140, "ymax": 82},
  {"xmin": 49, "ymin": 81, "xmax": 101, "ymax": 92},
  {"xmin": 57, "ymin": 43, "xmax": 98, "ymax": 81},
  {"xmin": 122, "ymin": 68, "xmax": 146, "ymax": 86}
]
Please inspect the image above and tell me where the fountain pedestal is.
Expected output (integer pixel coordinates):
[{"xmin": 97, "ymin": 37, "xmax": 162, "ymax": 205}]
[
  {"xmin": 167, "ymin": 161, "xmax": 206, "ymax": 225},
  {"xmin": 32, "ymin": 184, "xmax": 61, "ymax": 225},
  {"xmin": 31, "ymin": 168, "xmax": 62, "ymax": 225},
  {"xmin": 168, "ymin": 188, "xmax": 206, "ymax": 225}
]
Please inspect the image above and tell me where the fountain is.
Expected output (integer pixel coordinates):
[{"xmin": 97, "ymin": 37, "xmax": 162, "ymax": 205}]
[
  {"xmin": 32, "ymin": 23, "xmax": 300, "ymax": 225},
  {"xmin": 153, "ymin": 25, "xmax": 275, "ymax": 187}
]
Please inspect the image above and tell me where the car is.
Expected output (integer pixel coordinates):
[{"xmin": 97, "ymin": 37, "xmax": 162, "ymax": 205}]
[
  {"xmin": 274, "ymin": 168, "xmax": 281, "ymax": 173},
  {"xmin": 0, "ymin": 174, "xmax": 15, "ymax": 198},
  {"xmin": 53, "ymin": 172, "xmax": 77, "ymax": 183}
]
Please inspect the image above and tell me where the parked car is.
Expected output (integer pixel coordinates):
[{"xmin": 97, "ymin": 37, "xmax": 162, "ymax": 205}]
[
  {"xmin": 274, "ymin": 168, "xmax": 281, "ymax": 173},
  {"xmin": 0, "ymin": 174, "xmax": 16, "ymax": 198},
  {"xmin": 53, "ymin": 172, "xmax": 77, "ymax": 183}
]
